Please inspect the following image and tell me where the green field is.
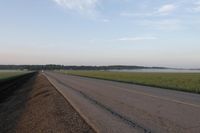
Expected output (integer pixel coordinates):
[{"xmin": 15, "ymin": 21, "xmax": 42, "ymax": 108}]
[
  {"xmin": 0, "ymin": 71, "xmax": 28, "ymax": 81},
  {"xmin": 64, "ymin": 70, "xmax": 200, "ymax": 94}
]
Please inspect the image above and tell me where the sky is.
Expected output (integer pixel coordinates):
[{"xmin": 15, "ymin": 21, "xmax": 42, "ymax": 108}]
[{"xmin": 0, "ymin": 0, "xmax": 200, "ymax": 68}]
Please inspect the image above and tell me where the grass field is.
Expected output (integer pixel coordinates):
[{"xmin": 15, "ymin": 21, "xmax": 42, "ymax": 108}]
[
  {"xmin": 64, "ymin": 70, "xmax": 200, "ymax": 94},
  {"xmin": 0, "ymin": 71, "xmax": 28, "ymax": 81}
]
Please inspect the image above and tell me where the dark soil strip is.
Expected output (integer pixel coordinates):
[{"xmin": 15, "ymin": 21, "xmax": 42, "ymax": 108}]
[
  {"xmin": 0, "ymin": 73, "xmax": 95, "ymax": 133},
  {"xmin": 0, "ymin": 72, "xmax": 36, "ymax": 103}
]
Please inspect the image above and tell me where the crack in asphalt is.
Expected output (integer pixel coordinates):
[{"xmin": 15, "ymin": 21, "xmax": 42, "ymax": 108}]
[{"xmin": 46, "ymin": 73, "xmax": 152, "ymax": 133}]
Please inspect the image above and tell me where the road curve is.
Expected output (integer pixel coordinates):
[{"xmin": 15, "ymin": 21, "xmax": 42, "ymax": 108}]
[{"xmin": 44, "ymin": 72, "xmax": 200, "ymax": 133}]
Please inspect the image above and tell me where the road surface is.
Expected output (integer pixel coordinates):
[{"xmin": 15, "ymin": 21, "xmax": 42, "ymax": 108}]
[{"xmin": 44, "ymin": 72, "xmax": 200, "ymax": 133}]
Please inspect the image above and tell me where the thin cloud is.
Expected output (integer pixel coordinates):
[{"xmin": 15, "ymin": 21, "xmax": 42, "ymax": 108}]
[
  {"xmin": 158, "ymin": 4, "xmax": 176, "ymax": 15},
  {"xmin": 53, "ymin": 0, "xmax": 99, "ymax": 15},
  {"xmin": 120, "ymin": 12, "xmax": 154, "ymax": 17},
  {"xmin": 141, "ymin": 19, "xmax": 181, "ymax": 30},
  {"xmin": 102, "ymin": 19, "xmax": 110, "ymax": 22},
  {"xmin": 193, "ymin": 1, "xmax": 200, "ymax": 12},
  {"xmin": 88, "ymin": 37, "xmax": 158, "ymax": 43},
  {"xmin": 117, "ymin": 37, "xmax": 157, "ymax": 41},
  {"xmin": 120, "ymin": 4, "xmax": 176, "ymax": 17}
]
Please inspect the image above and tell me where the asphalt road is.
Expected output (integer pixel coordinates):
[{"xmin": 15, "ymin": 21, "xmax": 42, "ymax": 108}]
[{"xmin": 44, "ymin": 72, "xmax": 200, "ymax": 133}]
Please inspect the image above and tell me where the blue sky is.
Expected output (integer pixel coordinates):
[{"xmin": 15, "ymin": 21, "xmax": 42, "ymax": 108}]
[{"xmin": 0, "ymin": 0, "xmax": 200, "ymax": 68}]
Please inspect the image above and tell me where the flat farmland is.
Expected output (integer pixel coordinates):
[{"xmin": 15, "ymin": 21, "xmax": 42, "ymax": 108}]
[
  {"xmin": 64, "ymin": 70, "xmax": 200, "ymax": 93},
  {"xmin": 0, "ymin": 71, "xmax": 28, "ymax": 81}
]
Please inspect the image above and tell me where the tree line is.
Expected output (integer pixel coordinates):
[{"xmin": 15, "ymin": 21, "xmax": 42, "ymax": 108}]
[{"xmin": 0, "ymin": 65, "xmax": 166, "ymax": 71}]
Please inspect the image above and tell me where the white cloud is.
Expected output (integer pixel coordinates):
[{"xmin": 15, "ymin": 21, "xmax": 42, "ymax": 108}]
[
  {"xmin": 120, "ymin": 4, "xmax": 176, "ymax": 17},
  {"xmin": 88, "ymin": 36, "xmax": 158, "ymax": 43},
  {"xmin": 158, "ymin": 4, "xmax": 176, "ymax": 15},
  {"xmin": 117, "ymin": 37, "xmax": 157, "ymax": 41},
  {"xmin": 193, "ymin": 1, "xmax": 200, "ymax": 12},
  {"xmin": 102, "ymin": 19, "xmax": 110, "ymax": 22},
  {"xmin": 141, "ymin": 19, "xmax": 181, "ymax": 30},
  {"xmin": 53, "ymin": 0, "xmax": 99, "ymax": 15},
  {"xmin": 120, "ymin": 12, "xmax": 154, "ymax": 17}
]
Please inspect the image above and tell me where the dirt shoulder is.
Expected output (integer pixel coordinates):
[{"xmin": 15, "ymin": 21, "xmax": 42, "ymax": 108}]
[{"xmin": 0, "ymin": 73, "xmax": 95, "ymax": 133}]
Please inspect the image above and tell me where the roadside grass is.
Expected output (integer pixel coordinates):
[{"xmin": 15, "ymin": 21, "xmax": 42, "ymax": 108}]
[
  {"xmin": 63, "ymin": 70, "xmax": 200, "ymax": 94},
  {"xmin": 0, "ymin": 71, "xmax": 29, "ymax": 82}
]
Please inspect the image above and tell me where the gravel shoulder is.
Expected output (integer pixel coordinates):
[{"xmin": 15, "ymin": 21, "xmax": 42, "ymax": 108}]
[{"xmin": 0, "ymin": 73, "xmax": 95, "ymax": 133}]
